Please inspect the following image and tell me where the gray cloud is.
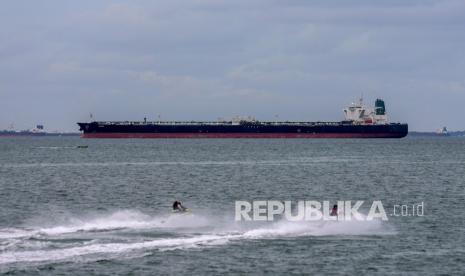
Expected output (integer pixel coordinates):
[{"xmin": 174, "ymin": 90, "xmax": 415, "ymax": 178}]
[{"xmin": 0, "ymin": 0, "xmax": 464, "ymax": 131}]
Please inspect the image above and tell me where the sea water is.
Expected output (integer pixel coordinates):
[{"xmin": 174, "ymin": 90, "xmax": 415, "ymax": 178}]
[{"xmin": 0, "ymin": 137, "xmax": 464, "ymax": 274}]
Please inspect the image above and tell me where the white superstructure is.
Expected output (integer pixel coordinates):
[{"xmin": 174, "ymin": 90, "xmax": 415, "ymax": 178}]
[{"xmin": 343, "ymin": 97, "xmax": 388, "ymax": 125}]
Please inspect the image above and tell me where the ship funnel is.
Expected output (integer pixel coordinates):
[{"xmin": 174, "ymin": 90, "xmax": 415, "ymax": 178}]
[{"xmin": 375, "ymin": 99, "xmax": 386, "ymax": 115}]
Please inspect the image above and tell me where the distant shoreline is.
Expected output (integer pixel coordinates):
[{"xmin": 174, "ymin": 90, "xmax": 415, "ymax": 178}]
[{"xmin": 408, "ymin": 131, "xmax": 464, "ymax": 137}]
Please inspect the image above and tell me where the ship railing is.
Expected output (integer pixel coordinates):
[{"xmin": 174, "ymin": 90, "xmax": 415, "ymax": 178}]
[{"xmin": 92, "ymin": 121, "xmax": 361, "ymax": 126}]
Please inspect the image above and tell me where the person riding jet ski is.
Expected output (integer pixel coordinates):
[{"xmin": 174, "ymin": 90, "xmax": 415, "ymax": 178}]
[
  {"xmin": 330, "ymin": 204, "xmax": 338, "ymax": 217},
  {"xmin": 172, "ymin": 201, "xmax": 188, "ymax": 212}
]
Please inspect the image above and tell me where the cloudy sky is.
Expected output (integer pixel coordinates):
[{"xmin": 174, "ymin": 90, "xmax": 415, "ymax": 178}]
[{"xmin": 1, "ymin": 0, "xmax": 464, "ymax": 131}]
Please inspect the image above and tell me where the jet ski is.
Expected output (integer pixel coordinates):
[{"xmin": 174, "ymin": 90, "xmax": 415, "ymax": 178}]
[{"xmin": 172, "ymin": 208, "xmax": 191, "ymax": 213}]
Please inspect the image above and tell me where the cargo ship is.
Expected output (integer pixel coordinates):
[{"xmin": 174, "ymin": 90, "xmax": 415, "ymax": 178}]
[{"xmin": 78, "ymin": 98, "xmax": 408, "ymax": 138}]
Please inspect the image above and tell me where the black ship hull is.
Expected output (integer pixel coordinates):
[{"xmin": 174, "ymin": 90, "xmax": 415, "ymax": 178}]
[{"xmin": 77, "ymin": 122, "xmax": 408, "ymax": 138}]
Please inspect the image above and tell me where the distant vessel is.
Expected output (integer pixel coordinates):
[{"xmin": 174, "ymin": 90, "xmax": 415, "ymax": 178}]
[
  {"xmin": 0, "ymin": 125, "xmax": 46, "ymax": 136},
  {"xmin": 78, "ymin": 98, "xmax": 408, "ymax": 139},
  {"xmin": 436, "ymin": 127, "xmax": 449, "ymax": 136},
  {"xmin": 0, "ymin": 125, "xmax": 79, "ymax": 137}
]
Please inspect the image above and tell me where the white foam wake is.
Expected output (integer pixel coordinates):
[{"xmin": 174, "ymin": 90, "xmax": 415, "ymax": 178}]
[
  {"xmin": 0, "ymin": 234, "xmax": 235, "ymax": 265},
  {"xmin": 0, "ymin": 210, "xmax": 210, "ymax": 240},
  {"xmin": 0, "ymin": 210, "xmax": 395, "ymax": 265},
  {"xmin": 243, "ymin": 218, "xmax": 390, "ymax": 238}
]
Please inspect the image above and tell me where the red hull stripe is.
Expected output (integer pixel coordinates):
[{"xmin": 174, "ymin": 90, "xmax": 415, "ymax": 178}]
[{"xmin": 82, "ymin": 132, "xmax": 405, "ymax": 138}]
